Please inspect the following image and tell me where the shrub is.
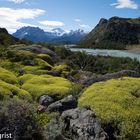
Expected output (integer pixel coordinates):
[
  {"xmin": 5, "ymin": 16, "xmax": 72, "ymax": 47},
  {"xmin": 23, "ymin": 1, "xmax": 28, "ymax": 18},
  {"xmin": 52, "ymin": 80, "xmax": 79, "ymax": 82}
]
[
  {"xmin": 6, "ymin": 50, "xmax": 36, "ymax": 62},
  {"xmin": 0, "ymin": 98, "xmax": 41, "ymax": 140},
  {"xmin": 22, "ymin": 66, "xmax": 43, "ymax": 74},
  {"xmin": 53, "ymin": 63, "xmax": 72, "ymax": 77},
  {"xmin": 20, "ymin": 58, "xmax": 53, "ymax": 75},
  {"xmin": 68, "ymin": 52, "xmax": 140, "ymax": 74},
  {"xmin": 20, "ymin": 74, "xmax": 73, "ymax": 100},
  {"xmin": 43, "ymin": 116, "xmax": 65, "ymax": 140},
  {"xmin": 35, "ymin": 112, "xmax": 58, "ymax": 127},
  {"xmin": 0, "ymin": 67, "xmax": 18, "ymax": 84},
  {"xmin": 54, "ymin": 63, "xmax": 68, "ymax": 72},
  {"xmin": 0, "ymin": 59, "xmax": 24, "ymax": 76},
  {"xmin": 34, "ymin": 58, "xmax": 52, "ymax": 68},
  {"xmin": 0, "ymin": 80, "xmax": 31, "ymax": 101},
  {"xmin": 78, "ymin": 77, "xmax": 140, "ymax": 139},
  {"xmin": 54, "ymin": 47, "xmax": 72, "ymax": 59},
  {"xmin": 37, "ymin": 54, "xmax": 53, "ymax": 65}
]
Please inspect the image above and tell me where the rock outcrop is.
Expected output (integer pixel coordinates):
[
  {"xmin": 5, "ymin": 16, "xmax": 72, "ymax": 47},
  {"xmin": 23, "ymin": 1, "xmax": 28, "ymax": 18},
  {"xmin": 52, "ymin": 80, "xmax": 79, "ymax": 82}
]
[
  {"xmin": 41, "ymin": 94, "xmax": 108, "ymax": 139},
  {"xmin": 47, "ymin": 95, "xmax": 77, "ymax": 113},
  {"xmin": 16, "ymin": 45, "xmax": 56, "ymax": 57},
  {"xmin": 77, "ymin": 70, "xmax": 140, "ymax": 86},
  {"xmin": 61, "ymin": 108, "xmax": 108, "ymax": 140}
]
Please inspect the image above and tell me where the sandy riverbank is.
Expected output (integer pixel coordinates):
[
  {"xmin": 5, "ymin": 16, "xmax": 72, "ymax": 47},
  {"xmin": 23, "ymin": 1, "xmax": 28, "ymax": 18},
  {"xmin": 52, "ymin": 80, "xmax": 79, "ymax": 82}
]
[{"xmin": 126, "ymin": 48, "xmax": 140, "ymax": 54}]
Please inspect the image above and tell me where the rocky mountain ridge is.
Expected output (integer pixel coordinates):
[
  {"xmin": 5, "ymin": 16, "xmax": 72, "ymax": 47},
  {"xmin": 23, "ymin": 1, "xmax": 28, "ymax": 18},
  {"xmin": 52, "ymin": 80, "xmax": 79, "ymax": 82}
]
[{"xmin": 80, "ymin": 17, "xmax": 140, "ymax": 49}]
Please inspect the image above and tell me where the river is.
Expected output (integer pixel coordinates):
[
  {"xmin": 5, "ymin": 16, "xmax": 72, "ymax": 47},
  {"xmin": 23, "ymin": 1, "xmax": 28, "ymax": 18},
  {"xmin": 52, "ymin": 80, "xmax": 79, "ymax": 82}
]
[{"xmin": 70, "ymin": 48, "xmax": 140, "ymax": 62}]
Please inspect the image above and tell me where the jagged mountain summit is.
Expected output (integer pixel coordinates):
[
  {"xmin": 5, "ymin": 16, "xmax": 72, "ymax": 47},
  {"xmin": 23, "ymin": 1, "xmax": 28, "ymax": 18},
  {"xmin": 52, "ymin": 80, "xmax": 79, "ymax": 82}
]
[
  {"xmin": 80, "ymin": 17, "xmax": 140, "ymax": 48},
  {"xmin": 13, "ymin": 27, "xmax": 49, "ymax": 43},
  {"xmin": 13, "ymin": 26, "xmax": 86, "ymax": 44}
]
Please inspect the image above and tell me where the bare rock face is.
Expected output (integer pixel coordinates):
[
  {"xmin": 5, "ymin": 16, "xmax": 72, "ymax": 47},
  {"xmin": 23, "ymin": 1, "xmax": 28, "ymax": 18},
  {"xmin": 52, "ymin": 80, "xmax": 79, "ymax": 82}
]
[
  {"xmin": 61, "ymin": 108, "xmax": 108, "ymax": 140},
  {"xmin": 47, "ymin": 95, "xmax": 77, "ymax": 113}
]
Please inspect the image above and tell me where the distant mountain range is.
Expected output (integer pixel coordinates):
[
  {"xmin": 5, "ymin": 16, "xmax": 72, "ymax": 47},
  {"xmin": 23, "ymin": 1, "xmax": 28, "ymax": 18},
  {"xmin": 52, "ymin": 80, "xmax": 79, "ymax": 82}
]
[
  {"xmin": 13, "ymin": 27, "xmax": 86, "ymax": 44},
  {"xmin": 1, "ymin": 16, "xmax": 140, "ymax": 49},
  {"xmin": 80, "ymin": 17, "xmax": 140, "ymax": 49}
]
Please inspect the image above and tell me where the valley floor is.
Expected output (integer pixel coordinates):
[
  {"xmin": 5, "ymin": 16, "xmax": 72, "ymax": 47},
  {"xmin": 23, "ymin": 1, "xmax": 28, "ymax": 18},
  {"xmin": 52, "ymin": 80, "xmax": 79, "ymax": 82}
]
[{"xmin": 0, "ymin": 44, "xmax": 140, "ymax": 140}]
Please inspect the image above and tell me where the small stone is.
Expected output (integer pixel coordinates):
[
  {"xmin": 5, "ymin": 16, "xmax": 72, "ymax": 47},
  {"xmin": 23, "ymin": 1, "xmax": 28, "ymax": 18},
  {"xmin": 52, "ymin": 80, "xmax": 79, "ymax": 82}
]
[
  {"xmin": 37, "ymin": 105, "xmax": 46, "ymax": 113},
  {"xmin": 39, "ymin": 95, "xmax": 54, "ymax": 106}
]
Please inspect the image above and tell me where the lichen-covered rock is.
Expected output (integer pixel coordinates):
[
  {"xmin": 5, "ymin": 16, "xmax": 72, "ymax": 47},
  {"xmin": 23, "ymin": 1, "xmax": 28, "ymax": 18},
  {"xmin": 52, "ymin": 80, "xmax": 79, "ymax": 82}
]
[
  {"xmin": 39, "ymin": 95, "xmax": 54, "ymax": 106},
  {"xmin": 47, "ymin": 95, "xmax": 77, "ymax": 113},
  {"xmin": 61, "ymin": 108, "xmax": 108, "ymax": 140}
]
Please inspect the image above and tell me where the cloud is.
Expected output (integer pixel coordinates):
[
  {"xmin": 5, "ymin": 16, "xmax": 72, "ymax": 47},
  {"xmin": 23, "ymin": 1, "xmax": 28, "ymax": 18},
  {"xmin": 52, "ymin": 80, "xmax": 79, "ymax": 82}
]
[
  {"xmin": 40, "ymin": 20, "xmax": 65, "ymax": 26},
  {"xmin": 79, "ymin": 24, "xmax": 90, "ymax": 28},
  {"xmin": 74, "ymin": 19, "xmax": 81, "ymax": 22},
  {"xmin": 111, "ymin": 0, "xmax": 138, "ymax": 9},
  {"xmin": 0, "ymin": 7, "xmax": 45, "ymax": 33},
  {"xmin": 8, "ymin": 0, "xmax": 26, "ymax": 4}
]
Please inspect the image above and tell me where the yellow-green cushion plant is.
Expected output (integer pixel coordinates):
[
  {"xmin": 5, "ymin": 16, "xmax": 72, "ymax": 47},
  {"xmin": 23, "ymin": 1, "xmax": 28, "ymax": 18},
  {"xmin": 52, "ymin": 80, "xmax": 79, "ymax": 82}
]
[
  {"xmin": 0, "ymin": 60, "xmax": 24, "ymax": 76},
  {"xmin": 13, "ymin": 50, "xmax": 36, "ymax": 58},
  {"xmin": 34, "ymin": 58, "xmax": 52, "ymax": 68},
  {"xmin": 20, "ymin": 74, "xmax": 73, "ymax": 100},
  {"xmin": 78, "ymin": 77, "xmax": 140, "ymax": 140},
  {"xmin": 37, "ymin": 54, "xmax": 52, "ymax": 62},
  {"xmin": 54, "ymin": 63, "xmax": 71, "ymax": 77},
  {"xmin": 54, "ymin": 63, "xmax": 68, "ymax": 72},
  {"xmin": 0, "ymin": 80, "xmax": 31, "ymax": 101},
  {"xmin": 0, "ymin": 67, "xmax": 18, "ymax": 84},
  {"xmin": 22, "ymin": 65, "xmax": 50, "ymax": 75}
]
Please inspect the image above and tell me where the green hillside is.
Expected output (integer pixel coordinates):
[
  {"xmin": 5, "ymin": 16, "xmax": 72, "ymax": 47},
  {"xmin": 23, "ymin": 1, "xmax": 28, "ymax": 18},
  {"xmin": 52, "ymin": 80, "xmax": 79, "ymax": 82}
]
[{"xmin": 80, "ymin": 17, "xmax": 140, "ymax": 49}]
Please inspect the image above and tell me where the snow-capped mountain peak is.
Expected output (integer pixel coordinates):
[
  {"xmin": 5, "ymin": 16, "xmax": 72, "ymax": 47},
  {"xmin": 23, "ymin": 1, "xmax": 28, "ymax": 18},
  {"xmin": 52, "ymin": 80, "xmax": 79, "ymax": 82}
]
[
  {"xmin": 50, "ymin": 28, "xmax": 66, "ymax": 36},
  {"xmin": 13, "ymin": 26, "xmax": 87, "ymax": 44}
]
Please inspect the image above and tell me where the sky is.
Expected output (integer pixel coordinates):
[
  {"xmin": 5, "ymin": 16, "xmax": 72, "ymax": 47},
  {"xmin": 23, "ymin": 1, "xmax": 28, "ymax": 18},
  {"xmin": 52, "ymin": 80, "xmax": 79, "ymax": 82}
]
[{"xmin": 0, "ymin": 0, "xmax": 140, "ymax": 33}]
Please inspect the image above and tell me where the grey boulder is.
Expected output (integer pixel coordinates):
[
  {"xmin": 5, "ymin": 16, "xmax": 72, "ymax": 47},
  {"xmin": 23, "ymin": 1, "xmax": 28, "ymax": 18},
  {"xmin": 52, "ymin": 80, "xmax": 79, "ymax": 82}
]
[
  {"xmin": 39, "ymin": 95, "xmax": 54, "ymax": 106},
  {"xmin": 47, "ymin": 95, "xmax": 77, "ymax": 113},
  {"xmin": 61, "ymin": 108, "xmax": 108, "ymax": 140}
]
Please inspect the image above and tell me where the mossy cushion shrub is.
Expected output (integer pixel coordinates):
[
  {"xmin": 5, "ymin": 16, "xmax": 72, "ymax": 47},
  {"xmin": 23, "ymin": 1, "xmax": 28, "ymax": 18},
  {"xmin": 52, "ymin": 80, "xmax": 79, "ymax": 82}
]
[
  {"xmin": 78, "ymin": 77, "xmax": 140, "ymax": 139},
  {"xmin": 21, "ymin": 58, "xmax": 52, "ymax": 74},
  {"xmin": 22, "ymin": 65, "xmax": 50, "ymax": 75},
  {"xmin": 34, "ymin": 58, "xmax": 52, "ymax": 68},
  {"xmin": 0, "ymin": 67, "xmax": 18, "ymax": 84},
  {"xmin": 6, "ymin": 50, "xmax": 36, "ymax": 62},
  {"xmin": 54, "ymin": 63, "xmax": 72, "ymax": 77},
  {"xmin": 54, "ymin": 63, "xmax": 68, "ymax": 72},
  {"xmin": 37, "ymin": 54, "xmax": 53, "ymax": 65},
  {"xmin": 0, "ymin": 60, "xmax": 24, "ymax": 76},
  {"xmin": 0, "ymin": 80, "xmax": 31, "ymax": 100},
  {"xmin": 20, "ymin": 74, "xmax": 73, "ymax": 99}
]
